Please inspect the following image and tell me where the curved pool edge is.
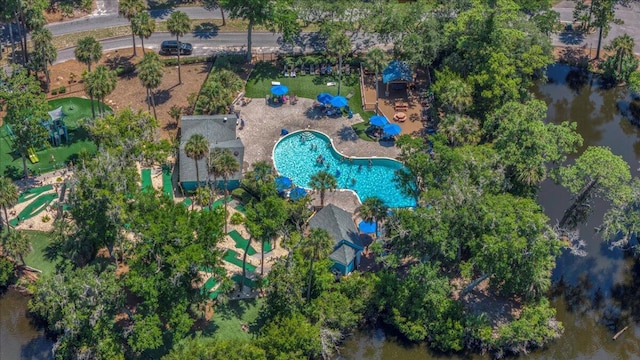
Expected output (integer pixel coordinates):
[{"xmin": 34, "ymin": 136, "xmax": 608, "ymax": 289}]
[{"xmin": 271, "ymin": 129, "xmax": 414, "ymax": 208}]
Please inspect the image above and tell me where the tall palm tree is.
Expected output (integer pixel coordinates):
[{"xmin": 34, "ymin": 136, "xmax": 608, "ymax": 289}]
[
  {"xmin": 83, "ymin": 65, "xmax": 117, "ymax": 117},
  {"xmin": 327, "ymin": 30, "xmax": 351, "ymax": 96},
  {"xmin": 30, "ymin": 27, "xmax": 56, "ymax": 91},
  {"xmin": 357, "ymin": 196, "xmax": 388, "ymax": 237},
  {"xmin": 184, "ymin": 134, "xmax": 209, "ymax": 189},
  {"xmin": 136, "ymin": 52, "xmax": 163, "ymax": 119},
  {"xmin": 131, "ymin": 12, "xmax": 155, "ymax": 54},
  {"xmin": 309, "ymin": 170, "xmax": 337, "ymax": 208},
  {"xmin": 2, "ymin": 230, "xmax": 31, "ymax": 265},
  {"xmin": 301, "ymin": 228, "xmax": 333, "ymax": 301},
  {"xmin": 74, "ymin": 36, "xmax": 103, "ymax": 72},
  {"xmin": 209, "ymin": 148, "xmax": 239, "ymax": 234},
  {"xmin": 167, "ymin": 11, "xmax": 191, "ymax": 85},
  {"xmin": 118, "ymin": 0, "xmax": 146, "ymax": 56},
  {"xmin": 605, "ymin": 34, "xmax": 636, "ymax": 75},
  {"xmin": 365, "ymin": 48, "xmax": 388, "ymax": 109},
  {"xmin": 0, "ymin": 177, "xmax": 19, "ymax": 233}
]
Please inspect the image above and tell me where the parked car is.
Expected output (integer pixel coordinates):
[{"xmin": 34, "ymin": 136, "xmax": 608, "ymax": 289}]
[{"xmin": 160, "ymin": 40, "xmax": 193, "ymax": 55}]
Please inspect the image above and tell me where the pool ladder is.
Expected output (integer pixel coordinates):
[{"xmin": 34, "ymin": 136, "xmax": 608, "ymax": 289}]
[{"xmin": 300, "ymin": 131, "xmax": 315, "ymax": 141}]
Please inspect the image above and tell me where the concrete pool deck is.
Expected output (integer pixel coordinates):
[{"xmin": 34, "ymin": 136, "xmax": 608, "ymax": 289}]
[{"xmin": 237, "ymin": 97, "xmax": 402, "ymax": 212}]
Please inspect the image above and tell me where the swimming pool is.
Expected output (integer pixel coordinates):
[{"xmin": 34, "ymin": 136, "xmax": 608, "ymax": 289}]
[{"xmin": 272, "ymin": 130, "xmax": 416, "ymax": 208}]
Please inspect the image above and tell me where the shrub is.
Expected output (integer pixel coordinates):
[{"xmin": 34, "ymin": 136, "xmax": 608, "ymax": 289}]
[
  {"xmin": 628, "ymin": 71, "xmax": 640, "ymax": 99},
  {"xmin": 0, "ymin": 257, "xmax": 16, "ymax": 288},
  {"xmin": 115, "ymin": 65, "xmax": 135, "ymax": 76},
  {"xmin": 231, "ymin": 187, "xmax": 254, "ymax": 204},
  {"xmin": 59, "ymin": 86, "xmax": 66, "ymax": 94},
  {"xmin": 41, "ymin": 214, "xmax": 51, "ymax": 223},
  {"xmin": 230, "ymin": 212, "xmax": 244, "ymax": 225},
  {"xmin": 51, "ymin": 88, "xmax": 58, "ymax": 95}
]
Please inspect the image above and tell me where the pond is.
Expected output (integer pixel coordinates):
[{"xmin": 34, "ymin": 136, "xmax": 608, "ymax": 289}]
[{"xmin": 339, "ymin": 64, "xmax": 640, "ymax": 359}]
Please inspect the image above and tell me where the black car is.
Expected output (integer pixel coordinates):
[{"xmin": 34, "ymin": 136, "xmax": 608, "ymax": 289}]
[{"xmin": 160, "ymin": 40, "xmax": 193, "ymax": 55}]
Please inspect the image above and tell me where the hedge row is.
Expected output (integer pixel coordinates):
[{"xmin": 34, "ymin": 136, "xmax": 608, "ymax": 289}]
[{"xmin": 162, "ymin": 56, "xmax": 214, "ymax": 67}]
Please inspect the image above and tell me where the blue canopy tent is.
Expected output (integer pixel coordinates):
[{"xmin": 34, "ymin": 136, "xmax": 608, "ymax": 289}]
[
  {"xmin": 382, "ymin": 60, "xmax": 412, "ymax": 95},
  {"xmin": 271, "ymin": 85, "xmax": 289, "ymax": 96},
  {"xmin": 370, "ymin": 115, "xmax": 388, "ymax": 127},
  {"xmin": 330, "ymin": 96, "xmax": 348, "ymax": 108},
  {"xmin": 383, "ymin": 123, "xmax": 401, "ymax": 136},
  {"xmin": 289, "ymin": 187, "xmax": 307, "ymax": 201},
  {"xmin": 358, "ymin": 220, "xmax": 376, "ymax": 234},
  {"xmin": 317, "ymin": 93, "xmax": 334, "ymax": 104},
  {"xmin": 275, "ymin": 176, "xmax": 292, "ymax": 192}
]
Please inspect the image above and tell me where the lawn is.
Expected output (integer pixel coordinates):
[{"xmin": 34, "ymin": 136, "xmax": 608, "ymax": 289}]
[
  {"xmin": 245, "ymin": 61, "xmax": 373, "ymax": 121},
  {"xmin": 23, "ymin": 230, "xmax": 56, "ymax": 275},
  {"xmin": 0, "ymin": 97, "xmax": 106, "ymax": 179},
  {"xmin": 208, "ymin": 299, "xmax": 264, "ymax": 341}
]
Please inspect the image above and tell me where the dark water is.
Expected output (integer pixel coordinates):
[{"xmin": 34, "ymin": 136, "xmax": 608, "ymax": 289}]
[
  {"xmin": 2, "ymin": 64, "xmax": 640, "ymax": 359},
  {"xmin": 0, "ymin": 288, "xmax": 53, "ymax": 360},
  {"xmin": 341, "ymin": 64, "xmax": 640, "ymax": 359}
]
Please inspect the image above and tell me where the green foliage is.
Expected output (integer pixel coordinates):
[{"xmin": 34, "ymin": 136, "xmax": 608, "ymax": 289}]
[
  {"xmin": 28, "ymin": 265, "xmax": 125, "ymax": 359},
  {"xmin": 0, "ymin": 257, "xmax": 16, "ymax": 287},
  {"xmin": 628, "ymin": 71, "xmax": 640, "ymax": 99},
  {"xmin": 308, "ymin": 170, "xmax": 337, "ymax": 207},
  {"xmin": 2, "ymin": 230, "xmax": 32, "ymax": 265},
  {"xmin": 257, "ymin": 312, "xmax": 322, "ymax": 359},
  {"xmin": 83, "ymin": 65, "xmax": 117, "ymax": 115},
  {"xmin": 599, "ymin": 177, "xmax": 640, "ymax": 253},
  {"xmin": 74, "ymin": 36, "xmax": 103, "ymax": 72},
  {"xmin": 162, "ymin": 56, "xmax": 212, "ymax": 66},
  {"xmin": 195, "ymin": 69, "xmax": 243, "ymax": 115},
  {"xmin": 230, "ymin": 212, "xmax": 244, "ymax": 225},
  {"xmin": 164, "ymin": 337, "xmax": 266, "ymax": 360},
  {"xmin": 494, "ymin": 298, "xmax": 562, "ymax": 351}
]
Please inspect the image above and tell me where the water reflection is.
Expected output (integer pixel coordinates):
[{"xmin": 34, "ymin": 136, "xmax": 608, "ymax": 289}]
[{"xmin": 0, "ymin": 289, "xmax": 53, "ymax": 360}]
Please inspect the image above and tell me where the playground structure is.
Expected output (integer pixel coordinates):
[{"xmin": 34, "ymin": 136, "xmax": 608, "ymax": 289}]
[{"xmin": 43, "ymin": 107, "xmax": 69, "ymax": 147}]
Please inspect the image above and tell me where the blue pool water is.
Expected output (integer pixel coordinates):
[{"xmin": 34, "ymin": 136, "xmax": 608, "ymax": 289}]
[{"xmin": 273, "ymin": 131, "xmax": 416, "ymax": 208}]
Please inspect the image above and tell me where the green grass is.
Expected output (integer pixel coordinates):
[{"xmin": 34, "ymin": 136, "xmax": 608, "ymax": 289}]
[
  {"xmin": 245, "ymin": 61, "xmax": 373, "ymax": 121},
  {"xmin": 10, "ymin": 193, "xmax": 58, "ymax": 226},
  {"xmin": 208, "ymin": 299, "xmax": 264, "ymax": 340},
  {"xmin": 23, "ymin": 230, "xmax": 56, "ymax": 275},
  {"xmin": 18, "ymin": 185, "xmax": 53, "ymax": 203},
  {"xmin": 48, "ymin": 98, "xmax": 112, "ymax": 130},
  {"xmin": 162, "ymin": 168, "xmax": 173, "ymax": 199},
  {"xmin": 223, "ymin": 250, "xmax": 257, "ymax": 272}
]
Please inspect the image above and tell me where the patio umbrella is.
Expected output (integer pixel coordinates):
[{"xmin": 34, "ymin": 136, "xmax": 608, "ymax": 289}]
[
  {"xmin": 370, "ymin": 115, "xmax": 388, "ymax": 127},
  {"xmin": 358, "ymin": 220, "xmax": 376, "ymax": 234},
  {"xmin": 317, "ymin": 92, "xmax": 334, "ymax": 104},
  {"xmin": 271, "ymin": 85, "xmax": 289, "ymax": 96},
  {"xmin": 383, "ymin": 123, "xmax": 402, "ymax": 136},
  {"xmin": 289, "ymin": 187, "xmax": 307, "ymax": 201},
  {"xmin": 275, "ymin": 176, "xmax": 292, "ymax": 191},
  {"xmin": 330, "ymin": 95, "xmax": 348, "ymax": 108}
]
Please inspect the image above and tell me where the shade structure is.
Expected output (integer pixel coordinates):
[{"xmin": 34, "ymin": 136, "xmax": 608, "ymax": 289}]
[
  {"xmin": 275, "ymin": 176, "xmax": 292, "ymax": 191},
  {"xmin": 383, "ymin": 123, "xmax": 402, "ymax": 136},
  {"xmin": 289, "ymin": 187, "xmax": 307, "ymax": 201},
  {"xmin": 370, "ymin": 115, "xmax": 388, "ymax": 127},
  {"xmin": 317, "ymin": 92, "xmax": 334, "ymax": 104},
  {"xmin": 330, "ymin": 96, "xmax": 348, "ymax": 108},
  {"xmin": 358, "ymin": 220, "xmax": 376, "ymax": 234},
  {"xmin": 271, "ymin": 85, "xmax": 289, "ymax": 96}
]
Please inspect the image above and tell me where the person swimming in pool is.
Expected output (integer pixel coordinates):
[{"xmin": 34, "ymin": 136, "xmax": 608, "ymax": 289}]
[
  {"xmin": 336, "ymin": 170, "xmax": 341, "ymax": 177},
  {"xmin": 351, "ymin": 178, "xmax": 356, "ymax": 185},
  {"xmin": 368, "ymin": 159, "xmax": 372, "ymax": 167},
  {"xmin": 358, "ymin": 164, "xmax": 363, "ymax": 171}
]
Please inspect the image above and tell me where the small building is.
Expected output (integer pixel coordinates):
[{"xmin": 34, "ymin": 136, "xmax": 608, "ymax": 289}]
[
  {"xmin": 308, "ymin": 204, "xmax": 364, "ymax": 275},
  {"xmin": 179, "ymin": 115, "xmax": 244, "ymax": 191},
  {"xmin": 382, "ymin": 59, "xmax": 413, "ymax": 95}
]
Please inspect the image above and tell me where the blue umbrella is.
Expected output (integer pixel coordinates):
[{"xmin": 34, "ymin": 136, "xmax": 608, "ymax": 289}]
[
  {"xmin": 289, "ymin": 187, "xmax": 307, "ymax": 201},
  {"xmin": 370, "ymin": 115, "xmax": 388, "ymax": 127},
  {"xmin": 383, "ymin": 123, "xmax": 402, "ymax": 136},
  {"xmin": 358, "ymin": 220, "xmax": 376, "ymax": 234},
  {"xmin": 330, "ymin": 95, "xmax": 348, "ymax": 108},
  {"xmin": 317, "ymin": 92, "xmax": 334, "ymax": 104},
  {"xmin": 271, "ymin": 85, "xmax": 289, "ymax": 96},
  {"xmin": 275, "ymin": 176, "xmax": 292, "ymax": 191}
]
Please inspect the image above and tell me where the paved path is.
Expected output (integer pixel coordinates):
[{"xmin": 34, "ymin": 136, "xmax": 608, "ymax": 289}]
[{"xmin": 551, "ymin": 0, "xmax": 640, "ymax": 54}]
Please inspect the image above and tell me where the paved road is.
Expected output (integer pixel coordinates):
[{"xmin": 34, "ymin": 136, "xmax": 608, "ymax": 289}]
[{"xmin": 551, "ymin": 0, "xmax": 640, "ymax": 54}]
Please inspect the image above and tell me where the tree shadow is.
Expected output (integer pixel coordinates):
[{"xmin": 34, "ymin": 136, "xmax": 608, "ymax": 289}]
[
  {"xmin": 289, "ymin": 32, "xmax": 327, "ymax": 53},
  {"xmin": 304, "ymin": 106, "xmax": 325, "ymax": 120},
  {"xmin": 20, "ymin": 335, "xmax": 54, "ymax": 360},
  {"xmin": 147, "ymin": 0, "xmax": 176, "ymax": 17},
  {"xmin": 154, "ymin": 89, "xmax": 173, "ymax": 106},
  {"xmin": 4, "ymin": 165, "xmax": 22, "ymax": 179},
  {"xmin": 250, "ymin": 62, "xmax": 281, "ymax": 83},
  {"xmin": 337, "ymin": 126, "xmax": 359, "ymax": 142},
  {"xmin": 192, "ymin": 22, "xmax": 219, "ymax": 39},
  {"xmin": 559, "ymin": 31, "xmax": 585, "ymax": 45}
]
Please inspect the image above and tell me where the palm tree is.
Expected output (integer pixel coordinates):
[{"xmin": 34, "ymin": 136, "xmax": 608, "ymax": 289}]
[
  {"xmin": 301, "ymin": 228, "xmax": 333, "ymax": 301},
  {"xmin": 74, "ymin": 36, "xmax": 103, "ymax": 72},
  {"xmin": 131, "ymin": 12, "xmax": 155, "ymax": 54},
  {"xmin": 365, "ymin": 48, "xmax": 388, "ymax": 109},
  {"xmin": 605, "ymin": 34, "xmax": 636, "ymax": 75},
  {"xmin": 309, "ymin": 170, "xmax": 337, "ymax": 208},
  {"xmin": 327, "ymin": 30, "xmax": 351, "ymax": 96},
  {"xmin": 2, "ymin": 230, "xmax": 31, "ymax": 265},
  {"xmin": 357, "ymin": 196, "xmax": 388, "ymax": 237},
  {"xmin": 83, "ymin": 65, "xmax": 117, "ymax": 118},
  {"xmin": 136, "ymin": 52, "xmax": 163, "ymax": 119},
  {"xmin": 184, "ymin": 134, "xmax": 209, "ymax": 189},
  {"xmin": 118, "ymin": 0, "xmax": 146, "ymax": 56},
  {"xmin": 0, "ymin": 177, "xmax": 19, "ymax": 233},
  {"xmin": 167, "ymin": 11, "xmax": 191, "ymax": 85},
  {"xmin": 30, "ymin": 28, "xmax": 56, "ymax": 91},
  {"xmin": 209, "ymin": 148, "xmax": 239, "ymax": 234}
]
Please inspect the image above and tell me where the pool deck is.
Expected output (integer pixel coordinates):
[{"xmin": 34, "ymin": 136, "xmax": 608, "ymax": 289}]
[{"xmin": 238, "ymin": 97, "xmax": 401, "ymax": 212}]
